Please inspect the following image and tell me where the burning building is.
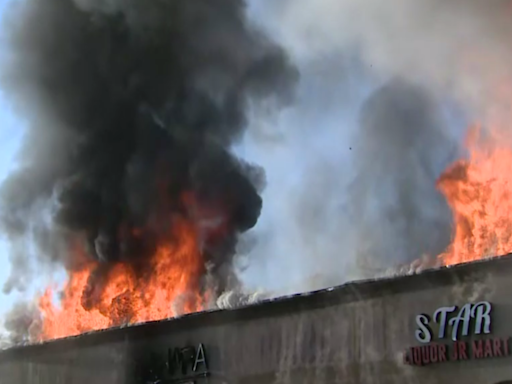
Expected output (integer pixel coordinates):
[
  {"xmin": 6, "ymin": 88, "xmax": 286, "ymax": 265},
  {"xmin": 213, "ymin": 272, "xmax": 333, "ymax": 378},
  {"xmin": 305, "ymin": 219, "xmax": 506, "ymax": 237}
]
[
  {"xmin": 4, "ymin": 0, "xmax": 512, "ymax": 382},
  {"xmin": 1, "ymin": 254, "xmax": 512, "ymax": 384}
]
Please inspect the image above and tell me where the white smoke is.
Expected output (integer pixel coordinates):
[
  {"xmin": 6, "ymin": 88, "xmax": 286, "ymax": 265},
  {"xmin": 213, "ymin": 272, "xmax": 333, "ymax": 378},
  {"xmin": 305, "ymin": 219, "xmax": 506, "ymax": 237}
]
[
  {"xmin": 215, "ymin": 289, "xmax": 268, "ymax": 310},
  {"xmin": 237, "ymin": 0, "xmax": 512, "ymax": 296},
  {"xmin": 251, "ymin": 0, "xmax": 512, "ymax": 115}
]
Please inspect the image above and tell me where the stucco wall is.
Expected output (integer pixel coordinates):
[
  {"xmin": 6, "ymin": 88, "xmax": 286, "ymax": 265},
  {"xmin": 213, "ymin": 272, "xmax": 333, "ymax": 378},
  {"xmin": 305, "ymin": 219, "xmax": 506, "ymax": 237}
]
[{"xmin": 1, "ymin": 255, "xmax": 512, "ymax": 384}]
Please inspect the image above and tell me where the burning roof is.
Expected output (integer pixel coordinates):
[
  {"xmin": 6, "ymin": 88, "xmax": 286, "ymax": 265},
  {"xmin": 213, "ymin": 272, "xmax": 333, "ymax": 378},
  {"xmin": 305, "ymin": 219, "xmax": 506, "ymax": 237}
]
[
  {"xmin": 1, "ymin": 0, "xmax": 512, "ymax": 348},
  {"xmin": 1, "ymin": 252, "xmax": 510, "ymax": 354},
  {"xmin": 0, "ymin": 0, "xmax": 298, "ymax": 343}
]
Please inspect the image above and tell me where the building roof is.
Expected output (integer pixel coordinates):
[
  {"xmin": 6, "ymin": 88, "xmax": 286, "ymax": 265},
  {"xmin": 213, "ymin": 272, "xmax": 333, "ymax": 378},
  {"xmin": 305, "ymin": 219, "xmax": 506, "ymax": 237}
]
[{"xmin": 2, "ymin": 253, "xmax": 512, "ymax": 358}]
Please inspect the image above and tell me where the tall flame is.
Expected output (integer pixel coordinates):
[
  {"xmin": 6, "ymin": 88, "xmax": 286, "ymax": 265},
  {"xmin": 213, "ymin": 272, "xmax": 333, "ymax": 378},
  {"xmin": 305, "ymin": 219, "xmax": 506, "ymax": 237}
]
[
  {"xmin": 38, "ymin": 217, "xmax": 206, "ymax": 340},
  {"xmin": 438, "ymin": 125, "xmax": 512, "ymax": 265}
]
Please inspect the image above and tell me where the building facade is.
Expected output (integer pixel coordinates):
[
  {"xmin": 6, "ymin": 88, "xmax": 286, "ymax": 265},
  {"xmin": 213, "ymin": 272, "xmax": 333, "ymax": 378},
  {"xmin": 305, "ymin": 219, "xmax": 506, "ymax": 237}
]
[{"xmin": 1, "ymin": 255, "xmax": 512, "ymax": 384}]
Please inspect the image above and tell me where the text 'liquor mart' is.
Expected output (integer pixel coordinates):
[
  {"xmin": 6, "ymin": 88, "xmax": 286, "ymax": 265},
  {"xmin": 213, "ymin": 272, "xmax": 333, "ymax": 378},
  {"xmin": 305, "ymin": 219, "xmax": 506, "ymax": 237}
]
[{"xmin": 404, "ymin": 337, "xmax": 510, "ymax": 366}]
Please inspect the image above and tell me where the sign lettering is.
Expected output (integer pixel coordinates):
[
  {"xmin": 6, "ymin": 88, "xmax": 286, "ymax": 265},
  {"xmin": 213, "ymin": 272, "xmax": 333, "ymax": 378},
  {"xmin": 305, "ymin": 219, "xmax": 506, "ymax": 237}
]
[
  {"xmin": 167, "ymin": 343, "xmax": 208, "ymax": 376},
  {"xmin": 404, "ymin": 301, "xmax": 510, "ymax": 366},
  {"xmin": 139, "ymin": 343, "xmax": 209, "ymax": 384},
  {"xmin": 166, "ymin": 343, "xmax": 209, "ymax": 381},
  {"xmin": 404, "ymin": 338, "xmax": 510, "ymax": 366},
  {"xmin": 414, "ymin": 301, "xmax": 492, "ymax": 343}
]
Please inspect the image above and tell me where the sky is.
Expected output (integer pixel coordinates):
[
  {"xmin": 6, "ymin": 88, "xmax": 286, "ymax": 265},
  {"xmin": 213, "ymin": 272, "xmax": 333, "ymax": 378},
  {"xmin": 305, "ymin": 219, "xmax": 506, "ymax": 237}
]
[
  {"xmin": 0, "ymin": 0, "xmax": 44, "ymax": 324},
  {"xmin": 0, "ymin": 0, "xmax": 22, "ymax": 320}
]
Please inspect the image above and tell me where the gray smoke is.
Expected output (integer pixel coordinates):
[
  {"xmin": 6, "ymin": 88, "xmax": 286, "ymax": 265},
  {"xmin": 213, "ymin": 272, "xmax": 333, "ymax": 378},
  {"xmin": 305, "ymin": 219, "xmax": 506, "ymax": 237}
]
[
  {"xmin": 252, "ymin": 0, "xmax": 512, "ymax": 116},
  {"xmin": 0, "ymin": 0, "xmax": 297, "ymax": 328},
  {"xmin": 235, "ymin": 73, "xmax": 462, "ymax": 295},
  {"xmin": 0, "ymin": 301, "xmax": 41, "ymax": 348},
  {"xmin": 235, "ymin": 0, "xmax": 512, "ymax": 294},
  {"xmin": 348, "ymin": 79, "xmax": 457, "ymax": 272}
]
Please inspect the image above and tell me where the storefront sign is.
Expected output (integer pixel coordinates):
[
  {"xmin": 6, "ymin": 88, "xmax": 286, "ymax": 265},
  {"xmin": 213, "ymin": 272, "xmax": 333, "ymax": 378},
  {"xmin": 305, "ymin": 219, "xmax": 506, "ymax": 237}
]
[
  {"xmin": 167, "ymin": 343, "xmax": 208, "ymax": 378},
  {"xmin": 415, "ymin": 301, "xmax": 492, "ymax": 343},
  {"xmin": 139, "ymin": 343, "xmax": 209, "ymax": 384},
  {"xmin": 403, "ymin": 301, "xmax": 511, "ymax": 366}
]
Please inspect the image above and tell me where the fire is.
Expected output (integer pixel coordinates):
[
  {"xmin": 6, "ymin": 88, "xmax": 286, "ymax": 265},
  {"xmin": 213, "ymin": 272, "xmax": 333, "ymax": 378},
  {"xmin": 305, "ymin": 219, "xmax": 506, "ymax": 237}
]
[
  {"xmin": 437, "ymin": 125, "xmax": 512, "ymax": 265},
  {"xmin": 36, "ymin": 121, "xmax": 512, "ymax": 341},
  {"xmin": 38, "ymin": 217, "xmax": 206, "ymax": 341}
]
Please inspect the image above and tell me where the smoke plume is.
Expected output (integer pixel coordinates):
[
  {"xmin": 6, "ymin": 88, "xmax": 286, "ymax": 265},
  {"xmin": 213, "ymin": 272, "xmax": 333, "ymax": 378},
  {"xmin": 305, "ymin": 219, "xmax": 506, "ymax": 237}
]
[
  {"xmin": 236, "ymin": 0, "xmax": 512, "ymax": 293},
  {"xmin": 0, "ymin": 0, "xmax": 297, "ymax": 304},
  {"xmin": 238, "ymin": 77, "xmax": 459, "ymax": 293},
  {"xmin": 256, "ymin": 0, "xmax": 512, "ymax": 112},
  {"xmin": 347, "ymin": 79, "xmax": 457, "ymax": 272},
  {"xmin": 0, "ymin": 301, "xmax": 41, "ymax": 348}
]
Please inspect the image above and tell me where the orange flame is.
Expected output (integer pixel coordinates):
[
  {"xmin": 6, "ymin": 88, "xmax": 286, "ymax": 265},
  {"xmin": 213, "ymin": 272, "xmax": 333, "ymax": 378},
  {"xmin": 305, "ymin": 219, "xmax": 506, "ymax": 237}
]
[
  {"xmin": 38, "ymin": 217, "xmax": 206, "ymax": 340},
  {"xmin": 437, "ymin": 125, "xmax": 512, "ymax": 265},
  {"xmin": 38, "ymin": 120, "xmax": 512, "ymax": 340}
]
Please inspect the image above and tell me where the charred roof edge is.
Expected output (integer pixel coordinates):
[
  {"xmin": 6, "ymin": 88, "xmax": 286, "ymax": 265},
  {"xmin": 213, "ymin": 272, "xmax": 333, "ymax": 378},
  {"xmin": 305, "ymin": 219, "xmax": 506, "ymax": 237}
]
[{"xmin": 1, "ymin": 253, "xmax": 511, "ymax": 358}]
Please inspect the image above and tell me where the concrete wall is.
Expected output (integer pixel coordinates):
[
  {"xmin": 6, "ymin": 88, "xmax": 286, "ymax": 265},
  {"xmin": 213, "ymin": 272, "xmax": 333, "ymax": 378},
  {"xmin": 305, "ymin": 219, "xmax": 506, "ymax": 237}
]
[{"xmin": 2, "ymin": 255, "xmax": 512, "ymax": 384}]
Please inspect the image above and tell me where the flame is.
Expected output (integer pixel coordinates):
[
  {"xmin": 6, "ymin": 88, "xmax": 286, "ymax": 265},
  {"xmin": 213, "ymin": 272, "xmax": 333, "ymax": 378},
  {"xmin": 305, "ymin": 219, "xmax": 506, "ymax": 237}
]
[
  {"xmin": 437, "ymin": 125, "xmax": 512, "ymax": 265},
  {"xmin": 38, "ymin": 118, "xmax": 512, "ymax": 340},
  {"xmin": 38, "ymin": 217, "xmax": 206, "ymax": 340}
]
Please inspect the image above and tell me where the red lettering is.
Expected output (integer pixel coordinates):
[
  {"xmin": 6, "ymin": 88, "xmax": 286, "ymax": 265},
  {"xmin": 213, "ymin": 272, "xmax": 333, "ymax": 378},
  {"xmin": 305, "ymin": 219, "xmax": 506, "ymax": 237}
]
[
  {"xmin": 451, "ymin": 342, "xmax": 458, "ymax": 360},
  {"xmin": 405, "ymin": 336, "xmax": 512, "ymax": 366},
  {"xmin": 438, "ymin": 344, "xmax": 447, "ymax": 362},
  {"xmin": 430, "ymin": 345, "xmax": 438, "ymax": 363},
  {"xmin": 403, "ymin": 350, "xmax": 410, "ymax": 365},
  {"xmin": 484, "ymin": 339, "xmax": 493, "ymax": 358},
  {"xmin": 493, "ymin": 338, "xmax": 503, "ymax": 357},
  {"xmin": 458, "ymin": 341, "xmax": 468, "ymax": 360},
  {"xmin": 413, "ymin": 347, "xmax": 422, "ymax": 366},
  {"xmin": 472, "ymin": 340, "xmax": 483, "ymax": 359},
  {"xmin": 421, "ymin": 346, "xmax": 430, "ymax": 365}
]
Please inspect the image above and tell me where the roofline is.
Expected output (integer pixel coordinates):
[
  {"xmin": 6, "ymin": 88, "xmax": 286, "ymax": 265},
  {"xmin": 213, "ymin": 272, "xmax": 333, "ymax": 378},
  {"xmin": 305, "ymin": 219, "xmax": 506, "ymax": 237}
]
[{"xmin": 1, "ymin": 253, "xmax": 511, "ymax": 358}]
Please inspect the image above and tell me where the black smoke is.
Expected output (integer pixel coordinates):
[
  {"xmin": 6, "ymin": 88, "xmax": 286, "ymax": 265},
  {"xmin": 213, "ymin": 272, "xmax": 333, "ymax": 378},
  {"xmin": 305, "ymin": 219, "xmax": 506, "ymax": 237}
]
[{"xmin": 0, "ymin": 0, "xmax": 297, "ymax": 296}]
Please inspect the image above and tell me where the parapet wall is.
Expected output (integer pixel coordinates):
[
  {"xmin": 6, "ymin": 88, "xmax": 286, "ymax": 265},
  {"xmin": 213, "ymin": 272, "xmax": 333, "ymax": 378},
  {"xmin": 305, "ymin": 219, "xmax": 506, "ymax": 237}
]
[{"xmin": 2, "ymin": 256, "xmax": 512, "ymax": 384}]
